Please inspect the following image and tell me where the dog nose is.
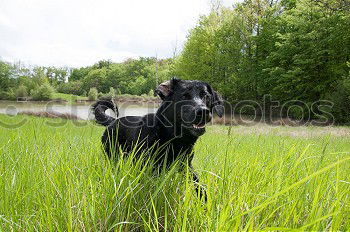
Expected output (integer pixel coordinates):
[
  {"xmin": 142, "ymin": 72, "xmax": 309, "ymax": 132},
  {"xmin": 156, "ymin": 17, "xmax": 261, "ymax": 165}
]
[
  {"xmin": 196, "ymin": 108, "xmax": 210, "ymax": 117},
  {"xmin": 195, "ymin": 107, "xmax": 211, "ymax": 122}
]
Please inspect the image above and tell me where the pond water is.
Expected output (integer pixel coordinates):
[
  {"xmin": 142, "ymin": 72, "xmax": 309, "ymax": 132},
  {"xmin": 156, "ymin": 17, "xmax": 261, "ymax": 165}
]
[{"xmin": 0, "ymin": 100, "xmax": 159, "ymax": 120}]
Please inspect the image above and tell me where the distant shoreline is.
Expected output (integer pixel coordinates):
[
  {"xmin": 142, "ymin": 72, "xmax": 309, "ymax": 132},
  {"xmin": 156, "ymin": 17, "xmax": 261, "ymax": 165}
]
[{"xmin": 0, "ymin": 95, "xmax": 161, "ymax": 104}]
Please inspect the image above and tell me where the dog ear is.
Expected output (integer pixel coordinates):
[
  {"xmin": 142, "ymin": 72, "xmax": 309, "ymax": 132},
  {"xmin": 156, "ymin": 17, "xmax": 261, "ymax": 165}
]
[
  {"xmin": 154, "ymin": 77, "xmax": 180, "ymax": 100},
  {"xmin": 154, "ymin": 80, "xmax": 171, "ymax": 100},
  {"xmin": 207, "ymin": 84, "xmax": 224, "ymax": 118}
]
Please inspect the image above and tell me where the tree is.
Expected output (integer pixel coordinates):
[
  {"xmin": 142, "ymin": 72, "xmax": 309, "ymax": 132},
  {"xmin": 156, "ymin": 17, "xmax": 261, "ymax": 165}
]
[
  {"xmin": 104, "ymin": 87, "xmax": 117, "ymax": 99},
  {"xmin": 261, "ymin": 0, "xmax": 350, "ymax": 104},
  {"xmin": 173, "ymin": 0, "xmax": 350, "ymax": 122},
  {"xmin": 57, "ymin": 80, "xmax": 84, "ymax": 96},
  {"xmin": 70, "ymin": 67, "xmax": 91, "ymax": 81},
  {"xmin": 32, "ymin": 67, "xmax": 50, "ymax": 88},
  {"xmin": 88, "ymin": 87, "xmax": 98, "ymax": 101},
  {"xmin": 31, "ymin": 83, "xmax": 55, "ymax": 100},
  {"xmin": 15, "ymin": 85, "xmax": 28, "ymax": 98},
  {"xmin": 83, "ymin": 68, "xmax": 108, "ymax": 93},
  {"xmin": 46, "ymin": 67, "xmax": 69, "ymax": 85},
  {"xmin": 0, "ymin": 61, "xmax": 13, "ymax": 91}
]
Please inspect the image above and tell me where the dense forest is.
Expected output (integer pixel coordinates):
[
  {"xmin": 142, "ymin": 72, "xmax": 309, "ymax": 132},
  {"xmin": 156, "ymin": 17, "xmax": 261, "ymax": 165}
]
[
  {"xmin": 0, "ymin": 0, "xmax": 349, "ymax": 122},
  {"xmin": 175, "ymin": 0, "xmax": 350, "ymax": 122}
]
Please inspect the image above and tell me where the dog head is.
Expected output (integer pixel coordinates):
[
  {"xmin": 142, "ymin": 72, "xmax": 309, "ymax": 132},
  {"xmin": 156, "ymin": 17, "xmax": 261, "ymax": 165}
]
[{"xmin": 155, "ymin": 77, "xmax": 224, "ymax": 137}]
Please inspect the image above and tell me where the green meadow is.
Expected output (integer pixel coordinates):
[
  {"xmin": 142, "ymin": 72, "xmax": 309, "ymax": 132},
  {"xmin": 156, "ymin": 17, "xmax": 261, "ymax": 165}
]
[{"xmin": 0, "ymin": 114, "xmax": 349, "ymax": 231}]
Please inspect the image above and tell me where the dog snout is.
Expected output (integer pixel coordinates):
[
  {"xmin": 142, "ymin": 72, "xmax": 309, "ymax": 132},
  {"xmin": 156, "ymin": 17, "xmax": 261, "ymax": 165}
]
[{"xmin": 195, "ymin": 107, "xmax": 212, "ymax": 123}]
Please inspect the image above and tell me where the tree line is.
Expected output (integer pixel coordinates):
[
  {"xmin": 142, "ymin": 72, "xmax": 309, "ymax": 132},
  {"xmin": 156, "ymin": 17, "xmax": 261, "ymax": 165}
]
[
  {"xmin": 174, "ymin": 0, "xmax": 350, "ymax": 122},
  {"xmin": 0, "ymin": 57, "xmax": 173, "ymax": 101}
]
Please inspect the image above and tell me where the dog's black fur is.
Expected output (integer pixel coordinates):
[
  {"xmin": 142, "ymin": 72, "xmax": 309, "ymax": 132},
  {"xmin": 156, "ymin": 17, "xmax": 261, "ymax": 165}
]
[{"xmin": 92, "ymin": 78, "xmax": 224, "ymax": 199}]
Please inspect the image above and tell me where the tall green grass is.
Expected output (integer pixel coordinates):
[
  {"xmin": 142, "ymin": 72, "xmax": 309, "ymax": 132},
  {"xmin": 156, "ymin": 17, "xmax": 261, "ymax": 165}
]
[{"xmin": 0, "ymin": 115, "xmax": 349, "ymax": 231}]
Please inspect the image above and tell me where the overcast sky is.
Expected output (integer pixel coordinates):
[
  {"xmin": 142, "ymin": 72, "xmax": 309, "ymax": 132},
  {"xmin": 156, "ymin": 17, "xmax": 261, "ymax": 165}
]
[{"xmin": 0, "ymin": 0, "xmax": 238, "ymax": 67}]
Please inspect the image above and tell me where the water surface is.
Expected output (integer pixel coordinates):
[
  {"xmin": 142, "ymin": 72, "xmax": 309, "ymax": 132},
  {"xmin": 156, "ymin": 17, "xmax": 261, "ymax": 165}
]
[{"xmin": 0, "ymin": 101, "xmax": 159, "ymax": 120}]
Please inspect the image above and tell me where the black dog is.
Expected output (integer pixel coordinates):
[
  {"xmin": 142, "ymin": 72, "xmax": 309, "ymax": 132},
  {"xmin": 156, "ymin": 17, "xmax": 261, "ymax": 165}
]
[{"xmin": 92, "ymin": 78, "xmax": 224, "ymax": 199}]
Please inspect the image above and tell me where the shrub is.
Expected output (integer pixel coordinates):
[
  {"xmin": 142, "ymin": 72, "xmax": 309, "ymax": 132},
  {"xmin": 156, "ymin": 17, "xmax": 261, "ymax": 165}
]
[
  {"xmin": 15, "ymin": 85, "xmax": 28, "ymax": 98},
  {"xmin": 0, "ymin": 90, "xmax": 6, "ymax": 100},
  {"xmin": 108, "ymin": 87, "xmax": 116, "ymax": 97},
  {"xmin": 4, "ymin": 88, "xmax": 16, "ymax": 100},
  {"xmin": 0, "ymin": 89, "xmax": 16, "ymax": 100},
  {"xmin": 97, "ymin": 92, "xmax": 104, "ymax": 99},
  {"xmin": 31, "ymin": 84, "xmax": 55, "ymax": 101},
  {"xmin": 57, "ymin": 81, "xmax": 84, "ymax": 96},
  {"xmin": 326, "ymin": 77, "xmax": 350, "ymax": 123},
  {"xmin": 100, "ymin": 87, "xmax": 117, "ymax": 99},
  {"xmin": 88, "ymin": 87, "xmax": 98, "ymax": 101}
]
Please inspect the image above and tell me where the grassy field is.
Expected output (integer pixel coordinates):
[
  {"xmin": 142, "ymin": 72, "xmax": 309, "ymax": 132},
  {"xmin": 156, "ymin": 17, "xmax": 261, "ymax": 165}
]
[
  {"xmin": 0, "ymin": 114, "xmax": 349, "ymax": 231},
  {"xmin": 52, "ymin": 93, "xmax": 88, "ymax": 103}
]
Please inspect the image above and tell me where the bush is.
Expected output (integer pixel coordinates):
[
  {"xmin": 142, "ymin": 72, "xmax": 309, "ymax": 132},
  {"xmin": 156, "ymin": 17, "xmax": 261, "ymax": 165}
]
[
  {"xmin": 108, "ymin": 87, "xmax": 116, "ymax": 97},
  {"xmin": 97, "ymin": 92, "xmax": 104, "ymax": 99},
  {"xmin": 88, "ymin": 87, "xmax": 98, "ymax": 101},
  {"xmin": 31, "ymin": 84, "xmax": 55, "ymax": 101},
  {"xmin": 0, "ymin": 89, "xmax": 16, "ymax": 100},
  {"xmin": 57, "ymin": 81, "xmax": 84, "ymax": 96},
  {"xmin": 4, "ymin": 88, "xmax": 16, "ymax": 100},
  {"xmin": 15, "ymin": 85, "xmax": 28, "ymax": 98},
  {"xmin": 326, "ymin": 77, "xmax": 350, "ymax": 123},
  {"xmin": 0, "ymin": 90, "xmax": 6, "ymax": 100},
  {"xmin": 99, "ymin": 87, "xmax": 117, "ymax": 99}
]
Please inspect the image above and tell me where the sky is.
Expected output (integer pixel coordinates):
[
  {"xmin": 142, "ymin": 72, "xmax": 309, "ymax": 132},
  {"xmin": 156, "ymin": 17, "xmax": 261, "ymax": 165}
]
[{"xmin": 0, "ymin": 0, "xmax": 238, "ymax": 67}]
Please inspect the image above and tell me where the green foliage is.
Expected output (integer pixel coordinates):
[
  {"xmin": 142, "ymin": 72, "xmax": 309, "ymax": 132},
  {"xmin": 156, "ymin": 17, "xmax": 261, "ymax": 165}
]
[
  {"xmin": 0, "ymin": 61, "xmax": 13, "ymax": 91},
  {"xmin": 175, "ymin": 0, "xmax": 350, "ymax": 122},
  {"xmin": 326, "ymin": 76, "xmax": 350, "ymax": 123},
  {"xmin": 108, "ymin": 87, "xmax": 116, "ymax": 97},
  {"xmin": 17, "ymin": 76, "xmax": 36, "ymax": 94},
  {"xmin": 0, "ymin": 61, "xmax": 68, "ymax": 101},
  {"xmin": 0, "ymin": 90, "xmax": 7, "ymax": 99},
  {"xmin": 15, "ymin": 85, "xmax": 28, "ymax": 98},
  {"xmin": 99, "ymin": 87, "xmax": 117, "ymax": 99},
  {"xmin": 31, "ymin": 83, "xmax": 55, "ymax": 101},
  {"xmin": 83, "ymin": 68, "xmax": 108, "ymax": 93},
  {"xmin": 0, "ymin": 57, "xmax": 172, "ymax": 101},
  {"xmin": 88, "ymin": 87, "xmax": 98, "ymax": 101},
  {"xmin": 261, "ymin": 0, "xmax": 350, "ymax": 102},
  {"xmin": 69, "ymin": 66, "xmax": 91, "ymax": 81},
  {"xmin": 128, "ymin": 76, "xmax": 147, "ymax": 95},
  {"xmin": 45, "ymin": 66, "xmax": 68, "ymax": 85},
  {"xmin": 31, "ymin": 67, "xmax": 50, "ymax": 87},
  {"xmin": 3, "ymin": 88, "xmax": 16, "ymax": 100},
  {"xmin": 51, "ymin": 93, "xmax": 88, "ymax": 103},
  {"xmin": 70, "ymin": 58, "xmax": 172, "ymax": 96},
  {"xmin": 57, "ymin": 80, "xmax": 84, "ymax": 96}
]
